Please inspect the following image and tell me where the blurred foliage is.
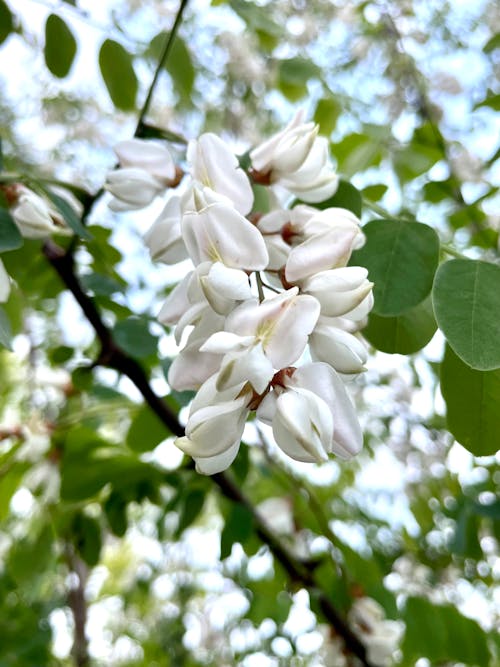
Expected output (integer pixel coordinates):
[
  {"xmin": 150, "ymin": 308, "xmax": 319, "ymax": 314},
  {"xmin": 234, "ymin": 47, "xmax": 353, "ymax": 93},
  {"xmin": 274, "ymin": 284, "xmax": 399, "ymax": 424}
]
[{"xmin": 0, "ymin": 0, "xmax": 498, "ymax": 666}]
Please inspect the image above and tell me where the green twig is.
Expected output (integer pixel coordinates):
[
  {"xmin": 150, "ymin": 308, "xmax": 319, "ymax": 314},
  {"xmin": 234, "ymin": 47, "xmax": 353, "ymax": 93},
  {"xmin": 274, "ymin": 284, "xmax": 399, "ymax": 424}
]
[{"xmin": 135, "ymin": 0, "xmax": 191, "ymax": 136}]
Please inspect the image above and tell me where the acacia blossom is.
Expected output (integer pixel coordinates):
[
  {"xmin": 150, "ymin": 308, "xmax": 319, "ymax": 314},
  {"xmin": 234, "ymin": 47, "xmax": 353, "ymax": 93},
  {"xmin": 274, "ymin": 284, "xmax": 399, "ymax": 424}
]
[{"xmin": 108, "ymin": 111, "xmax": 374, "ymax": 473}]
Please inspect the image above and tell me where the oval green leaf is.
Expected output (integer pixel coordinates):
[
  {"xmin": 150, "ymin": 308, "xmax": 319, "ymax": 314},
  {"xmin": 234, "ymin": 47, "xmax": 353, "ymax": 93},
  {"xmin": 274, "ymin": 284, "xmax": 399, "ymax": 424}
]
[
  {"xmin": 363, "ymin": 296, "xmax": 437, "ymax": 355},
  {"xmin": 441, "ymin": 345, "xmax": 500, "ymax": 456},
  {"xmin": 99, "ymin": 39, "xmax": 138, "ymax": 111},
  {"xmin": 0, "ymin": 208, "xmax": 23, "ymax": 251},
  {"xmin": 44, "ymin": 14, "xmax": 77, "ymax": 79},
  {"xmin": 0, "ymin": 0, "xmax": 14, "ymax": 46},
  {"xmin": 350, "ymin": 219, "xmax": 439, "ymax": 316},
  {"xmin": 433, "ymin": 258, "xmax": 500, "ymax": 370}
]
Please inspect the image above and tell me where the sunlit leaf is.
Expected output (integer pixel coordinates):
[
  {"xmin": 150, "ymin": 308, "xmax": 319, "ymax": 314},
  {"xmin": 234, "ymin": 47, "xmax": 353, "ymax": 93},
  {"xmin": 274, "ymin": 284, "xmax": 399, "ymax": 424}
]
[
  {"xmin": 313, "ymin": 97, "xmax": 341, "ymax": 136},
  {"xmin": 99, "ymin": 39, "xmax": 138, "ymax": 111},
  {"xmin": 44, "ymin": 14, "xmax": 77, "ymax": 79},
  {"xmin": 351, "ymin": 219, "xmax": 439, "ymax": 316},
  {"xmin": 402, "ymin": 597, "xmax": 490, "ymax": 665},
  {"xmin": 127, "ymin": 405, "xmax": 169, "ymax": 452},
  {"xmin": 433, "ymin": 259, "xmax": 500, "ymax": 370},
  {"xmin": 0, "ymin": 0, "xmax": 14, "ymax": 46}
]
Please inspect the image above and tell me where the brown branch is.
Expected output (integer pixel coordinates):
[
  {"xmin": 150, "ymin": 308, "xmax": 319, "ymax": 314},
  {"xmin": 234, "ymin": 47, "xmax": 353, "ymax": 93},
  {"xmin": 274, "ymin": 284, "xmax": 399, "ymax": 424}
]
[
  {"xmin": 66, "ymin": 548, "xmax": 90, "ymax": 667},
  {"xmin": 42, "ymin": 239, "xmax": 373, "ymax": 666}
]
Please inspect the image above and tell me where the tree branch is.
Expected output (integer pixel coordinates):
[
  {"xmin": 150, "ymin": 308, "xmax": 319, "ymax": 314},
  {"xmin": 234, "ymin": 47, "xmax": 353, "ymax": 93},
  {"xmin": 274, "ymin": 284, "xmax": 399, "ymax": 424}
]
[
  {"xmin": 43, "ymin": 239, "xmax": 372, "ymax": 666},
  {"xmin": 66, "ymin": 547, "xmax": 90, "ymax": 667}
]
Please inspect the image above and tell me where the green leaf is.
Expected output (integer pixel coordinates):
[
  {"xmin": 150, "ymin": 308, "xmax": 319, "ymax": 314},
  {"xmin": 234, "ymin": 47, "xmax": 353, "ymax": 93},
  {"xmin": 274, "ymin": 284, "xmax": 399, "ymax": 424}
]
[
  {"xmin": 350, "ymin": 219, "xmax": 439, "ymax": 316},
  {"xmin": 113, "ymin": 317, "xmax": 158, "ymax": 359},
  {"xmin": 0, "ymin": 207, "xmax": 23, "ymax": 251},
  {"xmin": 278, "ymin": 57, "xmax": 319, "ymax": 101},
  {"xmin": 474, "ymin": 93, "xmax": 500, "ymax": 111},
  {"xmin": 99, "ymin": 39, "xmax": 138, "ymax": 111},
  {"xmin": 127, "ymin": 405, "xmax": 168, "ymax": 452},
  {"xmin": 362, "ymin": 184, "xmax": 388, "ymax": 201},
  {"xmin": 363, "ymin": 296, "xmax": 437, "ymax": 355},
  {"xmin": 0, "ymin": 0, "xmax": 14, "ymax": 46},
  {"xmin": 333, "ymin": 133, "xmax": 383, "ymax": 177},
  {"xmin": 104, "ymin": 491, "xmax": 128, "ymax": 536},
  {"xmin": 149, "ymin": 33, "xmax": 195, "ymax": 102},
  {"xmin": 220, "ymin": 503, "xmax": 254, "ymax": 559},
  {"xmin": 176, "ymin": 489, "xmax": 206, "ymax": 536},
  {"xmin": 440, "ymin": 345, "xmax": 500, "ymax": 457},
  {"xmin": 433, "ymin": 259, "xmax": 500, "ymax": 370},
  {"xmin": 81, "ymin": 272, "xmax": 123, "ymax": 296},
  {"xmin": 43, "ymin": 189, "xmax": 91, "ymax": 239},
  {"xmin": 313, "ymin": 97, "xmax": 341, "ymax": 136},
  {"xmin": 0, "ymin": 306, "xmax": 12, "ymax": 350},
  {"xmin": 402, "ymin": 597, "xmax": 490, "ymax": 665},
  {"xmin": 315, "ymin": 179, "xmax": 362, "ymax": 217},
  {"xmin": 72, "ymin": 513, "xmax": 102, "ymax": 567},
  {"xmin": 44, "ymin": 14, "xmax": 77, "ymax": 79},
  {"xmin": 483, "ymin": 32, "xmax": 500, "ymax": 53}
]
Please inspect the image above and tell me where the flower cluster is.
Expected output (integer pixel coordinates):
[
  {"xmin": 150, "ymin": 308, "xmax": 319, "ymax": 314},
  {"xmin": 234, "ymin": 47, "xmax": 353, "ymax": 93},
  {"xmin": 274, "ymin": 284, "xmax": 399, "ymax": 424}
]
[{"xmin": 106, "ymin": 111, "xmax": 374, "ymax": 475}]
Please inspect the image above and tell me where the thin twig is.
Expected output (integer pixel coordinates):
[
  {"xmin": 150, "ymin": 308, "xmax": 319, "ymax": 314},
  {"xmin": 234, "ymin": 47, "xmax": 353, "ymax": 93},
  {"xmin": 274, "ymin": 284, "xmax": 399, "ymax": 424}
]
[{"xmin": 135, "ymin": 0, "xmax": 191, "ymax": 136}]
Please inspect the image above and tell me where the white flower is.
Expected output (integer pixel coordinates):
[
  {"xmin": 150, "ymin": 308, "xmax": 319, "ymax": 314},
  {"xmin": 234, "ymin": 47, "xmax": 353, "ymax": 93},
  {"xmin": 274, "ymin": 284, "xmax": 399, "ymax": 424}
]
[
  {"xmin": 187, "ymin": 133, "xmax": 253, "ymax": 215},
  {"xmin": 301, "ymin": 267, "xmax": 373, "ymax": 317},
  {"xmin": 0, "ymin": 259, "xmax": 10, "ymax": 302},
  {"xmin": 279, "ymin": 136, "xmax": 338, "ymax": 203},
  {"xmin": 106, "ymin": 139, "xmax": 176, "ymax": 211},
  {"xmin": 250, "ymin": 109, "xmax": 318, "ymax": 178},
  {"xmin": 349, "ymin": 598, "xmax": 404, "ymax": 667},
  {"xmin": 256, "ymin": 209, "xmax": 291, "ymax": 271},
  {"xmin": 285, "ymin": 207, "xmax": 364, "ymax": 283},
  {"xmin": 250, "ymin": 110, "xmax": 338, "ymax": 203},
  {"xmin": 114, "ymin": 139, "xmax": 176, "ymax": 181},
  {"xmin": 181, "ymin": 186, "xmax": 268, "ymax": 270},
  {"xmin": 258, "ymin": 362, "xmax": 363, "ymax": 461},
  {"xmin": 310, "ymin": 319, "xmax": 368, "ymax": 374},
  {"xmin": 106, "ymin": 168, "xmax": 166, "ymax": 212},
  {"xmin": 261, "ymin": 386, "xmax": 334, "ymax": 463},
  {"xmin": 11, "ymin": 189, "xmax": 68, "ymax": 239},
  {"xmin": 143, "ymin": 196, "xmax": 187, "ymax": 264},
  {"xmin": 201, "ymin": 288, "xmax": 320, "ymax": 394},
  {"xmin": 175, "ymin": 374, "xmax": 250, "ymax": 474}
]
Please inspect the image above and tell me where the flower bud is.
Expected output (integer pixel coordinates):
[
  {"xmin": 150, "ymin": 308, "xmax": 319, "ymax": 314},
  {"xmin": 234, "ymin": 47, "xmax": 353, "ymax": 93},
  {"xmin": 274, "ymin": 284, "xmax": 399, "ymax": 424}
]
[
  {"xmin": 106, "ymin": 168, "xmax": 166, "ymax": 211},
  {"xmin": 143, "ymin": 196, "xmax": 187, "ymax": 264},
  {"xmin": 0, "ymin": 259, "xmax": 10, "ymax": 303},
  {"xmin": 301, "ymin": 267, "xmax": 373, "ymax": 317},
  {"xmin": 11, "ymin": 189, "xmax": 67, "ymax": 239}
]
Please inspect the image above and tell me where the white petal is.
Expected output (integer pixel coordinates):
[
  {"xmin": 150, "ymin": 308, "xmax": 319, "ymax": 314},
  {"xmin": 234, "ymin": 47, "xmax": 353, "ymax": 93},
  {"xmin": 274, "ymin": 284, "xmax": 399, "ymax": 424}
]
[
  {"xmin": 188, "ymin": 133, "xmax": 253, "ymax": 215},
  {"xmin": 273, "ymin": 389, "xmax": 331, "ymax": 463},
  {"xmin": 216, "ymin": 343, "xmax": 275, "ymax": 394},
  {"xmin": 114, "ymin": 139, "xmax": 176, "ymax": 181},
  {"xmin": 182, "ymin": 202, "xmax": 268, "ymax": 270},
  {"xmin": 310, "ymin": 326, "xmax": 368, "ymax": 375},
  {"xmin": 292, "ymin": 362, "xmax": 363, "ymax": 457},
  {"xmin": 194, "ymin": 439, "xmax": 241, "ymax": 475},
  {"xmin": 200, "ymin": 332, "xmax": 254, "ymax": 354},
  {"xmin": 143, "ymin": 196, "xmax": 187, "ymax": 264}
]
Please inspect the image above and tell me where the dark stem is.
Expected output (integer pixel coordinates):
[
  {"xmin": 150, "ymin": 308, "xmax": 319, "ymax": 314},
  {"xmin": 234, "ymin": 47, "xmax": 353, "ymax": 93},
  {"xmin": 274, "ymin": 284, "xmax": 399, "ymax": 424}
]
[
  {"xmin": 66, "ymin": 548, "xmax": 90, "ymax": 667},
  {"xmin": 135, "ymin": 0, "xmax": 191, "ymax": 136},
  {"xmin": 43, "ymin": 239, "xmax": 372, "ymax": 666}
]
